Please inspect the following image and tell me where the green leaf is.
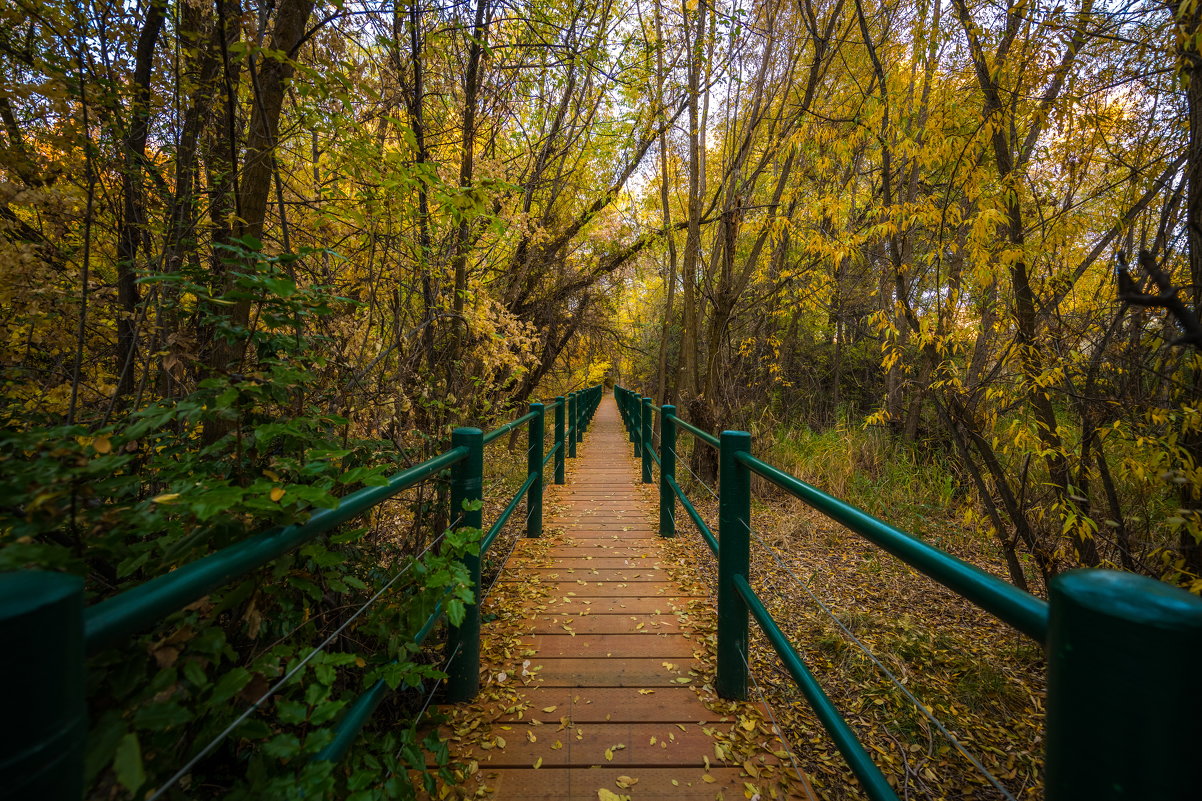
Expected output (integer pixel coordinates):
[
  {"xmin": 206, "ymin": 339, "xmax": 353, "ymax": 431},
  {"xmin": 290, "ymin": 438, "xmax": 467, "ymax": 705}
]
[
  {"xmin": 113, "ymin": 732, "xmax": 146, "ymax": 794},
  {"xmin": 446, "ymin": 598, "xmax": 465, "ymax": 627},
  {"xmin": 276, "ymin": 698, "xmax": 309, "ymax": 724},
  {"xmin": 133, "ymin": 701, "xmax": 193, "ymax": 731},
  {"xmin": 263, "ymin": 733, "xmax": 302, "ymax": 759},
  {"xmin": 210, "ymin": 667, "xmax": 252, "ymax": 704}
]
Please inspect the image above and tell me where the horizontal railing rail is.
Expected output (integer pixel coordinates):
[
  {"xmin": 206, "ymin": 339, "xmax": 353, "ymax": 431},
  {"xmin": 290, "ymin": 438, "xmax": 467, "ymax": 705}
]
[
  {"xmin": 613, "ymin": 384, "xmax": 1202, "ymax": 801},
  {"xmin": 0, "ymin": 384, "xmax": 604, "ymax": 800}
]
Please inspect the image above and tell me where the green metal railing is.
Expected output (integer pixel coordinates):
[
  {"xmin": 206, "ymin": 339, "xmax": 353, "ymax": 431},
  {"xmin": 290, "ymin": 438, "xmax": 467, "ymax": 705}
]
[
  {"xmin": 0, "ymin": 385, "xmax": 603, "ymax": 799},
  {"xmin": 614, "ymin": 384, "xmax": 1202, "ymax": 801}
]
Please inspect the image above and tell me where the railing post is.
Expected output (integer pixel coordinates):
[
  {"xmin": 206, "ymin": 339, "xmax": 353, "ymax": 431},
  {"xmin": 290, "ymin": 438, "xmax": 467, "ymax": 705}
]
[
  {"xmin": 554, "ymin": 396, "xmax": 565, "ymax": 485},
  {"xmin": 527, "ymin": 402, "xmax": 544, "ymax": 538},
  {"xmin": 446, "ymin": 427, "xmax": 483, "ymax": 703},
  {"xmin": 0, "ymin": 572, "xmax": 86, "ymax": 800},
  {"xmin": 641, "ymin": 397, "xmax": 653, "ymax": 483},
  {"xmin": 568, "ymin": 393, "xmax": 577, "ymax": 459},
  {"xmin": 1045, "ymin": 570, "xmax": 1202, "ymax": 800},
  {"xmin": 716, "ymin": 430, "xmax": 751, "ymax": 700},
  {"xmin": 627, "ymin": 390, "xmax": 638, "ymax": 448},
  {"xmin": 660, "ymin": 405, "xmax": 676, "ymax": 537},
  {"xmin": 625, "ymin": 387, "xmax": 634, "ymax": 437},
  {"xmin": 575, "ymin": 389, "xmax": 584, "ymax": 447}
]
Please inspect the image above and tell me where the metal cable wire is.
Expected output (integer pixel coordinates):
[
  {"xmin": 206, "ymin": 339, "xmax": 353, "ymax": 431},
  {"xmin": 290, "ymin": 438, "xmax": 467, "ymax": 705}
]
[
  {"xmin": 148, "ymin": 529, "xmax": 451, "ymax": 800},
  {"xmin": 481, "ymin": 489, "xmax": 538, "ymax": 601},
  {"xmin": 745, "ymin": 523, "xmax": 1018, "ymax": 801},
  {"xmin": 668, "ymin": 444, "xmax": 719, "ymax": 501}
]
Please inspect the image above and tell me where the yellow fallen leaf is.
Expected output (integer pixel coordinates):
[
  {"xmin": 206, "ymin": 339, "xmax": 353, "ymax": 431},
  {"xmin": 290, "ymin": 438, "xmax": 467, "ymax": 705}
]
[
  {"xmin": 270, "ymin": 487, "xmax": 285, "ymax": 502},
  {"xmin": 744, "ymin": 760, "xmax": 759, "ymax": 778},
  {"xmin": 526, "ymin": 730, "xmax": 537, "ymax": 743},
  {"xmin": 741, "ymin": 718, "xmax": 756, "ymax": 731},
  {"xmin": 542, "ymin": 706, "xmax": 558, "ymax": 713},
  {"xmin": 605, "ymin": 747, "xmax": 614, "ymax": 762},
  {"xmin": 495, "ymin": 736, "xmax": 506, "ymax": 748},
  {"xmin": 552, "ymin": 740, "xmax": 563, "ymax": 750},
  {"xmin": 533, "ymin": 757, "xmax": 543, "ymax": 769},
  {"xmin": 637, "ymin": 689, "xmax": 654, "ymax": 695},
  {"xmin": 615, "ymin": 775, "xmax": 638, "ymax": 788},
  {"xmin": 702, "ymin": 774, "xmax": 716, "ymax": 783}
]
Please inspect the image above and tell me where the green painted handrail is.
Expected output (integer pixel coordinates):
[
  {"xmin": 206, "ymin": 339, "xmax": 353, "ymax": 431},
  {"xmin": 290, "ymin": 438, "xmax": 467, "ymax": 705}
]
[
  {"xmin": 734, "ymin": 575, "xmax": 898, "ymax": 801},
  {"xmin": 666, "ymin": 474, "xmax": 716, "ymax": 555},
  {"xmin": 734, "ymin": 449, "xmax": 1048, "ymax": 642},
  {"xmin": 482, "ymin": 409, "xmax": 539, "ymax": 445},
  {"xmin": 482, "ymin": 471, "xmax": 539, "ymax": 555},
  {"xmin": 85, "ymin": 446, "xmax": 470, "ymax": 653},
  {"xmin": 667, "ymin": 414, "xmax": 719, "ymax": 449}
]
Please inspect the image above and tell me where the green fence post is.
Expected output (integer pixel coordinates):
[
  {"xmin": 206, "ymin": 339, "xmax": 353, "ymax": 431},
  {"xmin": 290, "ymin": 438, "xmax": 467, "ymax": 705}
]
[
  {"xmin": 660, "ymin": 405, "xmax": 676, "ymax": 538},
  {"xmin": 0, "ymin": 572, "xmax": 86, "ymax": 800},
  {"xmin": 574, "ymin": 389, "xmax": 584, "ymax": 447},
  {"xmin": 641, "ymin": 397, "xmax": 653, "ymax": 483},
  {"xmin": 554, "ymin": 396, "xmax": 565, "ymax": 485},
  {"xmin": 446, "ymin": 427, "xmax": 483, "ymax": 703},
  {"xmin": 716, "ymin": 430, "xmax": 751, "ymax": 700},
  {"xmin": 568, "ymin": 393, "xmax": 578, "ymax": 459},
  {"xmin": 627, "ymin": 390, "xmax": 638, "ymax": 449},
  {"xmin": 1045, "ymin": 570, "xmax": 1202, "ymax": 800},
  {"xmin": 527, "ymin": 402, "xmax": 544, "ymax": 538}
]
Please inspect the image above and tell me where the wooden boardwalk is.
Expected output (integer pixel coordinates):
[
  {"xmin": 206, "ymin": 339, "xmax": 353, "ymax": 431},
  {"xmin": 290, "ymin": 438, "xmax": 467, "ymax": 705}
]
[{"xmin": 435, "ymin": 393, "xmax": 813, "ymax": 800}]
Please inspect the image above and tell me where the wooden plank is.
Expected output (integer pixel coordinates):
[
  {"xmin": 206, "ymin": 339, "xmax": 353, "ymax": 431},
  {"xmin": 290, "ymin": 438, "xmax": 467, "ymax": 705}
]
[
  {"xmin": 481, "ymin": 767, "xmax": 784, "ymax": 801},
  {"xmin": 527, "ymin": 596, "xmax": 698, "ymax": 614},
  {"xmin": 530, "ymin": 657, "xmax": 701, "ymax": 687},
  {"xmin": 452, "ymin": 721, "xmax": 722, "ymax": 767},
  {"xmin": 491, "ymin": 687, "xmax": 719, "ymax": 723},
  {"xmin": 526, "ymin": 613, "xmax": 683, "ymax": 634},
  {"xmin": 519, "ymin": 633, "xmax": 696, "ymax": 658}
]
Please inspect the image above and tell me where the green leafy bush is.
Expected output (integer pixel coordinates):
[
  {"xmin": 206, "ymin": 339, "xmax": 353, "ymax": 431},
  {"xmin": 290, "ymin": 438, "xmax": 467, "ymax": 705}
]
[{"xmin": 1, "ymin": 244, "xmax": 472, "ymax": 799}]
